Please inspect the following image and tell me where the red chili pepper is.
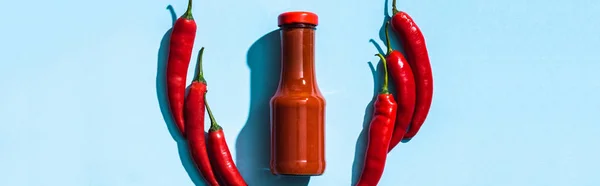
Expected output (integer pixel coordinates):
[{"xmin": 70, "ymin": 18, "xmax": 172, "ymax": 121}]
[
  {"xmin": 205, "ymin": 100, "xmax": 247, "ymax": 186},
  {"xmin": 383, "ymin": 21, "xmax": 417, "ymax": 152},
  {"xmin": 356, "ymin": 53, "xmax": 398, "ymax": 186},
  {"xmin": 167, "ymin": 0, "xmax": 197, "ymax": 136},
  {"xmin": 390, "ymin": 0, "xmax": 434, "ymax": 140},
  {"xmin": 184, "ymin": 48, "xmax": 220, "ymax": 186}
]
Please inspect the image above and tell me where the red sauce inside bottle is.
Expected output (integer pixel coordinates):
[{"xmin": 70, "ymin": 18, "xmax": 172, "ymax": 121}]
[{"xmin": 270, "ymin": 12, "xmax": 326, "ymax": 176}]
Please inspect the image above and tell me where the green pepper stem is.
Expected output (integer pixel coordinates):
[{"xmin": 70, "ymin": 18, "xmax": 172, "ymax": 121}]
[
  {"xmin": 392, "ymin": 0, "xmax": 399, "ymax": 15},
  {"xmin": 193, "ymin": 47, "xmax": 206, "ymax": 83},
  {"xmin": 205, "ymin": 98, "xmax": 222, "ymax": 131},
  {"xmin": 183, "ymin": 0, "xmax": 194, "ymax": 20},
  {"xmin": 376, "ymin": 53, "xmax": 390, "ymax": 94},
  {"xmin": 385, "ymin": 21, "xmax": 392, "ymax": 55}
]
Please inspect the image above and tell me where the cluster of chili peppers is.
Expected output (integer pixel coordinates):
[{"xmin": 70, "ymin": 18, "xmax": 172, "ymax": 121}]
[
  {"xmin": 357, "ymin": 0, "xmax": 433, "ymax": 185},
  {"xmin": 166, "ymin": 1, "xmax": 247, "ymax": 185}
]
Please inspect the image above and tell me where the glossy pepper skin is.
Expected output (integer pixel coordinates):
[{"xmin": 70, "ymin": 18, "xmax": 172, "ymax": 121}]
[
  {"xmin": 356, "ymin": 54, "xmax": 398, "ymax": 186},
  {"xmin": 383, "ymin": 21, "xmax": 416, "ymax": 152},
  {"xmin": 184, "ymin": 48, "xmax": 220, "ymax": 186},
  {"xmin": 205, "ymin": 101, "xmax": 247, "ymax": 186},
  {"xmin": 167, "ymin": 0, "xmax": 197, "ymax": 136},
  {"xmin": 390, "ymin": 0, "xmax": 433, "ymax": 140}
]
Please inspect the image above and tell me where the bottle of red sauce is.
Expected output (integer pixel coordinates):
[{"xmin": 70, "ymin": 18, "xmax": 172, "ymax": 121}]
[{"xmin": 270, "ymin": 11, "xmax": 326, "ymax": 176}]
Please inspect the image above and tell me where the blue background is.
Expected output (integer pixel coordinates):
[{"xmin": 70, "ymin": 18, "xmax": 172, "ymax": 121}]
[{"xmin": 1, "ymin": 0, "xmax": 599, "ymax": 185}]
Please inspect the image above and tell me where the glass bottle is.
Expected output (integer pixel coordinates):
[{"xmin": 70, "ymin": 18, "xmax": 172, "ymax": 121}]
[{"xmin": 270, "ymin": 11, "xmax": 326, "ymax": 176}]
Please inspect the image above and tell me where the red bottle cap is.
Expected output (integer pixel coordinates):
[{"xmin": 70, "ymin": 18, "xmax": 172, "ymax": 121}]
[{"xmin": 278, "ymin": 11, "xmax": 318, "ymax": 26}]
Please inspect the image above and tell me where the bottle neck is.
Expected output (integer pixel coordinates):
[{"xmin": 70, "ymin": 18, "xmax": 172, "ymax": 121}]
[{"xmin": 278, "ymin": 24, "xmax": 317, "ymax": 93}]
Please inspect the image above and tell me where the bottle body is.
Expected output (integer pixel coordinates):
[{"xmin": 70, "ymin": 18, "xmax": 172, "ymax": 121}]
[
  {"xmin": 270, "ymin": 20, "xmax": 326, "ymax": 176},
  {"xmin": 270, "ymin": 94, "xmax": 325, "ymax": 175}
]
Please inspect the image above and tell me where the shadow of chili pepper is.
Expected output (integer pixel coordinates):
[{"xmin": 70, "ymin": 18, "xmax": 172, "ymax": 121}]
[
  {"xmin": 379, "ymin": 0, "xmax": 405, "ymax": 56},
  {"xmin": 378, "ymin": 0, "xmax": 412, "ymax": 144},
  {"xmin": 234, "ymin": 30, "xmax": 310, "ymax": 186},
  {"xmin": 350, "ymin": 51, "xmax": 384, "ymax": 185},
  {"xmin": 156, "ymin": 5, "xmax": 206, "ymax": 186},
  {"xmin": 370, "ymin": 39, "xmax": 398, "ymax": 95}
]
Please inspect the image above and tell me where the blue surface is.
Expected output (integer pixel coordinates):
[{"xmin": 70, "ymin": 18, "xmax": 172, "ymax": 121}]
[{"xmin": 1, "ymin": 0, "xmax": 599, "ymax": 185}]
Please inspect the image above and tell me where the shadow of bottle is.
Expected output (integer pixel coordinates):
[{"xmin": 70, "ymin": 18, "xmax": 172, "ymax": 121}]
[
  {"xmin": 156, "ymin": 5, "xmax": 207, "ymax": 186},
  {"xmin": 234, "ymin": 30, "xmax": 311, "ymax": 186}
]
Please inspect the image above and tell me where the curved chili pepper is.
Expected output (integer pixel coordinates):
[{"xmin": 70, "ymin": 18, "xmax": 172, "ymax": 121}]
[
  {"xmin": 184, "ymin": 48, "xmax": 220, "ymax": 186},
  {"xmin": 167, "ymin": 0, "xmax": 197, "ymax": 136},
  {"xmin": 390, "ymin": 0, "xmax": 434, "ymax": 140},
  {"xmin": 356, "ymin": 53, "xmax": 398, "ymax": 186},
  {"xmin": 205, "ymin": 101, "xmax": 247, "ymax": 186},
  {"xmin": 383, "ymin": 21, "xmax": 417, "ymax": 152}
]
